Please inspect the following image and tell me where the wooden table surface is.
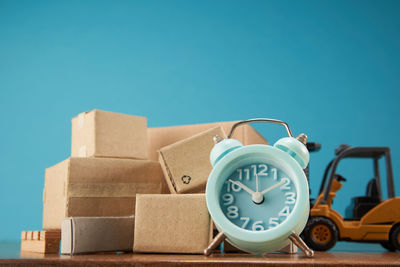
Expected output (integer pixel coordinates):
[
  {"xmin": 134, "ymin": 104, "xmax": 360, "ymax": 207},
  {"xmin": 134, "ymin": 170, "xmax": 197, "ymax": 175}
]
[{"xmin": 1, "ymin": 242, "xmax": 400, "ymax": 266}]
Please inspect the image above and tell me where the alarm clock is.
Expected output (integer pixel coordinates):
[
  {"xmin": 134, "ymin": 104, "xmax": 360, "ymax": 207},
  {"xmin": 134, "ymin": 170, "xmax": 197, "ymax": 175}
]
[{"xmin": 205, "ymin": 118, "xmax": 314, "ymax": 257}]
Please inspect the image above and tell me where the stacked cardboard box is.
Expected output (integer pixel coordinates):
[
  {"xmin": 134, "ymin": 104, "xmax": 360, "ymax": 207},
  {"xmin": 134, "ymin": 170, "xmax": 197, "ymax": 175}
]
[
  {"xmin": 42, "ymin": 110, "xmax": 167, "ymax": 231},
  {"xmin": 22, "ymin": 110, "xmax": 164, "ymax": 254},
  {"xmin": 22, "ymin": 109, "xmax": 272, "ymax": 255}
]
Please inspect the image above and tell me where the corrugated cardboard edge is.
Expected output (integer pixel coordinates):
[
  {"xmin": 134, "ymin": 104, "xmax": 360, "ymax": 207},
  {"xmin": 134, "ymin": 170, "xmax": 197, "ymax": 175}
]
[
  {"xmin": 61, "ymin": 218, "xmax": 73, "ymax": 254},
  {"xmin": 43, "ymin": 159, "xmax": 71, "ymax": 230},
  {"xmin": 71, "ymin": 111, "xmax": 94, "ymax": 157},
  {"xmin": 158, "ymin": 152, "xmax": 178, "ymax": 194}
]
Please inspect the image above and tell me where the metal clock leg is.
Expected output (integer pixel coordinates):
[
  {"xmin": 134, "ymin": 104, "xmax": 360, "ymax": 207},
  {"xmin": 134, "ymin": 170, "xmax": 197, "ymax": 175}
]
[
  {"xmin": 204, "ymin": 232, "xmax": 226, "ymax": 256},
  {"xmin": 289, "ymin": 232, "xmax": 314, "ymax": 257}
]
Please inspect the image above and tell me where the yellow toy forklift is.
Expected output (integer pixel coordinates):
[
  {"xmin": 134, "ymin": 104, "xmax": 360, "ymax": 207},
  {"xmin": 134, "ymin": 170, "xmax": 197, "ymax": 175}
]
[{"xmin": 302, "ymin": 144, "xmax": 400, "ymax": 251}]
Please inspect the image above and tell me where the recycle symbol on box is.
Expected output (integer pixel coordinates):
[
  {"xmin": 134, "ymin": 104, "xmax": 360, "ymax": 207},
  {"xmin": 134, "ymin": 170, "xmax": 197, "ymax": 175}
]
[{"xmin": 181, "ymin": 175, "xmax": 191, "ymax": 184}]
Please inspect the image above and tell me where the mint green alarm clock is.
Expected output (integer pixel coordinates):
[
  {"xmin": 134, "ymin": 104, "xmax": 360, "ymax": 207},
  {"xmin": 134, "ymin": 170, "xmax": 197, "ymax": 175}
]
[{"xmin": 205, "ymin": 119, "xmax": 314, "ymax": 257}]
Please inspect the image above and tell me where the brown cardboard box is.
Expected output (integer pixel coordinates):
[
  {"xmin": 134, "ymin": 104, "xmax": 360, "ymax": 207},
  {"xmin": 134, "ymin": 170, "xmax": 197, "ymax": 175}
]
[
  {"xmin": 61, "ymin": 216, "xmax": 134, "ymax": 254},
  {"xmin": 43, "ymin": 158, "xmax": 165, "ymax": 230},
  {"xmin": 71, "ymin": 109, "xmax": 147, "ymax": 159},
  {"xmin": 148, "ymin": 121, "xmax": 268, "ymax": 161},
  {"xmin": 159, "ymin": 126, "xmax": 226, "ymax": 194},
  {"xmin": 133, "ymin": 194, "xmax": 212, "ymax": 254},
  {"xmin": 21, "ymin": 230, "xmax": 61, "ymax": 254}
]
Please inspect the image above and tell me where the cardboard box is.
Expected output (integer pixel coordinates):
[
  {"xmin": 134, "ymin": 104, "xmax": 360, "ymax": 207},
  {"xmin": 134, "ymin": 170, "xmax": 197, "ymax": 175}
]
[
  {"xmin": 133, "ymin": 194, "xmax": 212, "ymax": 254},
  {"xmin": 148, "ymin": 121, "xmax": 268, "ymax": 161},
  {"xmin": 21, "ymin": 230, "xmax": 61, "ymax": 254},
  {"xmin": 61, "ymin": 216, "xmax": 134, "ymax": 254},
  {"xmin": 159, "ymin": 126, "xmax": 226, "ymax": 194},
  {"xmin": 71, "ymin": 109, "xmax": 147, "ymax": 159},
  {"xmin": 43, "ymin": 157, "xmax": 165, "ymax": 230}
]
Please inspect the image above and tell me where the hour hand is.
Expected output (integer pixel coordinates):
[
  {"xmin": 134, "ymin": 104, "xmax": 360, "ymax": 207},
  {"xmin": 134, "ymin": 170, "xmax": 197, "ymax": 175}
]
[
  {"xmin": 228, "ymin": 179, "xmax": 255, "ymax": 195},
  {"xmin": 260, "ymin": 179, "xmax": 286, "ymax": 195}
]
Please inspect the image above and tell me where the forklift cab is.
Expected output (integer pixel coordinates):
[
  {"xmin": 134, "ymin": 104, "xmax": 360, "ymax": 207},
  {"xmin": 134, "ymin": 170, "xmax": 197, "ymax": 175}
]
[{"xmin": 318, "ymin": 145, "xmax": 395, "ymax": 220}]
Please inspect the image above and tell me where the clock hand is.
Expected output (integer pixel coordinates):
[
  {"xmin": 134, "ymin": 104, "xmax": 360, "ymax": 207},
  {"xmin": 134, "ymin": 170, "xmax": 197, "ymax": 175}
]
[
  {"xmin": 260, "ymin": 179, "xmax": 286, "ymax": 195},
  {"xmin": 228, "ymin": 179, "xmax": 255, "ymax": 195},
  {"xmin": 256, "ymin": 173, "xmax": 259, "ymax": 192}
]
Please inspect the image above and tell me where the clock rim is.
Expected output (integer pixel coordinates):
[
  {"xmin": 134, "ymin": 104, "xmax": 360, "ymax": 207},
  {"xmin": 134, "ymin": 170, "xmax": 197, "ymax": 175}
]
[{"xmin": 206, "ymin": 144, "xmax": 309, "ymax": 244}]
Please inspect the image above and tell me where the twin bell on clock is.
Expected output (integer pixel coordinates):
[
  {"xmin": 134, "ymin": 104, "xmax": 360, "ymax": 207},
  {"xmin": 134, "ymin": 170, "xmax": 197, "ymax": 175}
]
[{"xmin": 205, "ymin": 118, "xmax": 314, "ymax": 257}]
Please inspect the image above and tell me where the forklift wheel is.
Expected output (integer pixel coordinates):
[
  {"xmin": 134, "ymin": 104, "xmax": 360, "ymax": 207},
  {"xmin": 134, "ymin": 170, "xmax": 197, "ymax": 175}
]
[
  {"xmin": 303, "ymin": 217, "xmax": 338, "ymax": 251},
  {"xmin": 380, "ymin": 241, "xmax": 396, "ymax": 252},
  {"xmin": 389, "ymin": 225, "xmax": 400, "ymax": 250}
]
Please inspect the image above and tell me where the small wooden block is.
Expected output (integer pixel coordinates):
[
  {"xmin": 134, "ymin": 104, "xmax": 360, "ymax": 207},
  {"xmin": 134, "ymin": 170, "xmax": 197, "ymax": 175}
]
[
  {"xmin": 32, "ymin": 231, "xmax": 40, "ymax": 240},
  {"xmin": 21, "ymin": 231, "xmax": 27, "ymax": 240},
  {"xmin": 21, "ymin": 230, "xmax": 61, "ymax": 254}
]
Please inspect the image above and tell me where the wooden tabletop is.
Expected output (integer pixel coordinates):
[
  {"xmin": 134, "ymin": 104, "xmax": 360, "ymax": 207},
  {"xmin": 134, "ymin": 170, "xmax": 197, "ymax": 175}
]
[{"xmin": 1, "ymin": 242, "xmax": 400, "ymax": 266}]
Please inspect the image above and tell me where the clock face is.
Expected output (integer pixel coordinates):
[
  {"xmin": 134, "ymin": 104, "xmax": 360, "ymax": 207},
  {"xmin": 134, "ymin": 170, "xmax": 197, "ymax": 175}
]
[{"xmin": 219, "ymin": 162, "xmax": 297, "ymax": 232}]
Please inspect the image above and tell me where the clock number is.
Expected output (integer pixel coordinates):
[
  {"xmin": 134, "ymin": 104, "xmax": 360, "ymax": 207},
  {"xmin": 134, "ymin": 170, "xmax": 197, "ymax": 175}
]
[
  {"xmin": 244, "ymin": 169, "xmax": 250, "ymax": 180},
  {"xmin": 237, "ymin": 169, "xmax": 242, "ymax": 180},
  {"xmin": 225, "ymin": 181, "xmax": 241, "ymax": 192},
  {"xmin": 227, "ymin": 206, "xmax": 239, "ymax": 219},
  {"xmin": 285, "ymin": 192, "xmax": 296, "ymax": 204},
  {"xmin": 251, "ymin": 165, "xmax": 257, "ymax": 176},
  {"xmin": 224, "ymin": 181, "xmax": 231, "ymax": 192},
  {"xmin": 240, "ymin": 217, "xmax": 250, "ymax": 229},
  {"xmin": 251, "ymin": 164, "xmax": 268, "ymax": 176},
  {"xmin": 280, "ymin": 178, "xmax": 291, "ymax": 190},
  {"xmin": 225, "ymin": 180, "xmax": 242, "ymax": 193},
  {"xmin": 269, "ymin": 217, "xmax": 279, "ymax": 228},
  {"xmin": 279, "ymin": 206, "xmax": 290, "ymax": 218},
  {"xmin": 257, "ymin": 164, "xmax": 268, "ymax": 176},
  {"xmin": 237, "ymin": 168, "xmax": 250, "ymax": 180},
  {"xmin": 271, "ymin": 168, "xmax": 277, "ymax": 180},
  {"xmin": 252, "ymin": 221, "xmax": 265, "ymax": 231},
  {"xmin": 231, "ymin": 182, "xmax": 242, "ymax": 192},
  {"xmin": 222, "ymin": 193, "xmax": 234, "ymax": 205}
]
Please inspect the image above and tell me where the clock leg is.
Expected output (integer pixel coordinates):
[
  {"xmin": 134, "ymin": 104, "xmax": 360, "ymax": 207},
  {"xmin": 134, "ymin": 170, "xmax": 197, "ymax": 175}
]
[
  {"xmin": 204, "ymin": 231, "xmax": 226, "ymax": 256},
  {"xmin": 289, "ymin": 232, "xmax": 314, "ymax": 257}
]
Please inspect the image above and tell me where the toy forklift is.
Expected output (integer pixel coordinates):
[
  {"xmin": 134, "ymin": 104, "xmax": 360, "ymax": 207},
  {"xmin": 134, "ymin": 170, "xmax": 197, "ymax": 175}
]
[{"xmin": 302, "ymin": 144, "xmax": 400, "ymax": 251}]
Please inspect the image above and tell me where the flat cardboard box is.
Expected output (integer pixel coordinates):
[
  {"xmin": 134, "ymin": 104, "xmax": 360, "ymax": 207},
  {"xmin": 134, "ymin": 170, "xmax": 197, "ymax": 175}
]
[
  {"xmin": 21, "ymin": 230, "xmax": 61, "ymax": 254},
  {"xmin": 61, "ymin": 216, "xmax": 134, "ymax": 254},
  {"xmin": 148, "ymin": 121, "xmax": 268, "ymax": 161},
  {"xmin": 159, "ymin": 126, "xmax": 226, "ymax": 194},
  {"xmin": 134, "ymin": 194, "xmax": 212, "ymax": 254},
  {"xmin": 71, "ymin": 109, "xmax": 147, "ymax": 159},
  {"xmin": 43, "ymin": 157, "xmax": 166, "ymax": 230}
]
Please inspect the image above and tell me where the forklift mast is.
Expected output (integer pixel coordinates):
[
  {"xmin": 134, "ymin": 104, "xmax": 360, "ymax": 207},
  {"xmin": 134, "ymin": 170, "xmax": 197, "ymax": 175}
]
[{"xmin": 320, "ymin": 145, "xmax": 395, "ymax": 204}]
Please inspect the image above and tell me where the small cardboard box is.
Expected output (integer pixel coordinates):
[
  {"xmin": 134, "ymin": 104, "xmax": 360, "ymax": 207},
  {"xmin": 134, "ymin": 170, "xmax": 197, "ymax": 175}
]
[
  {"xmin": 61, "ymin": 216, "xmax": 134, "ymax": 254},
  {"xmin": 21, "ymin": 230, "xmax": 61, "ymax": 254},
  {"xmin": 71, "ymin": 109, "xmax": 147, "ymax": 159},
  {"xmin": 133, "ymin": 194, "xmax": 212, "ymax": 254},
  {"xmin": 159, "ymin": 126, "xmax": 226, "ymax": 194},
  {"xmin": 43, "ymin": 157, "xmax": 165, "ymax": 230},
  {"xmin": 148, "ymin": 121, "xmax": 268, "ymax": 161}
]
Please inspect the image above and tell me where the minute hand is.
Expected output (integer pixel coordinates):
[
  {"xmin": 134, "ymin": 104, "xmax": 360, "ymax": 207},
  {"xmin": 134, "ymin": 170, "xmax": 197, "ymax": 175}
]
[{"xmin": 260, "ymin": 179, "xmax": 286, "ymax": 195}]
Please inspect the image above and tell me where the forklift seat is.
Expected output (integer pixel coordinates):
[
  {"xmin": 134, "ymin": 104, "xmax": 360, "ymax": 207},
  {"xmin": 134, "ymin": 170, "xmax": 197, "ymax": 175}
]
[{"xmin": 346, "ymin": 179, "xmax": 381, "ymax": 220}]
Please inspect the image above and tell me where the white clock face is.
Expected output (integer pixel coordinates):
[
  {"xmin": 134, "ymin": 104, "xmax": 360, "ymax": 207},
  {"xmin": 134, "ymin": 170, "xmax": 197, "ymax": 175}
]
[{"xmin": 219, "ymin": 162, "xmax": 297, "ymax": 231}]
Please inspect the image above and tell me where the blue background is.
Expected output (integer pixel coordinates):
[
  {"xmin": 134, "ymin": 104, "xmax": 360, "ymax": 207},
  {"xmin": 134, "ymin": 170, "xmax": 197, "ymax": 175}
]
[{"xmin": 1, "ymin": 0, "xmax": 399, "ymax": 252}]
